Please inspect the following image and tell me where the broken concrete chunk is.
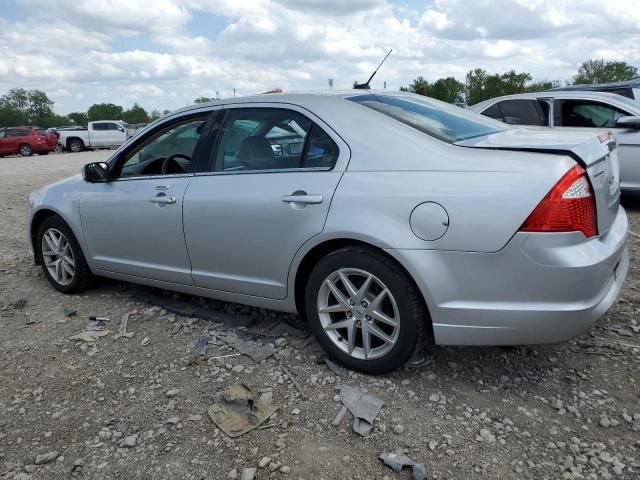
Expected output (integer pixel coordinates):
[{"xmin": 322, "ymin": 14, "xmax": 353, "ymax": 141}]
[
  {"xmin": 339, "ymin": 385, "xmax": 384, "ymax": 436},
  {"xmin": 35, "ymin": 451, "xmax": 59, "ymax": 465},
  {"xmin": 379, "ymin": 452, "xmax": 427, "ymax": 480},
  {"xmin": 208, "ymin": 382, "xmax": 279, "ymax": 437},
  {"xmin": 240, "ymin": 467, "xmax": 257, "ymax": 480}
]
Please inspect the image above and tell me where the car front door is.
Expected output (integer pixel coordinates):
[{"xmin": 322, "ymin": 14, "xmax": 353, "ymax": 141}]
[
  {"xmin": 183, "ymin": 105, "xmax": 348, "ymax": 299},
  {"xmin": 553, "ymin": 98, "xmax": 640, "ymax": 189},
  {"xmin": 80, "ymin": 113, "xmax": 213, "ymax": 284}
]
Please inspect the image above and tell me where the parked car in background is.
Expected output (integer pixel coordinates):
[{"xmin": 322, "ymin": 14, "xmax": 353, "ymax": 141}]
[
  {"xmin": 550, "ymin": 78, "xmax": 640, "ymax": 102},
  {"xmin": 27, "ymin": 92, "xmax": 628, "ymax": 373},
  {"xmin": 470, "ymin": 91, "xmax": 640, "ymax": 191},
  {"xmin": 58, "ymin": 120, "xmax": 130, "ymax": 152},
  {"xmin": 0, "ymin": 127, "xmax": 57, "ymax": 156}
]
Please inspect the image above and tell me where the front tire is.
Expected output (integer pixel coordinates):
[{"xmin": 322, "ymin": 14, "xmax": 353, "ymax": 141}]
[
  {"xmin": 305, "ymin": 246, "xmax": 427, "ymax": 374},
  {"xmin": 36, "ymin": 216, "xmax": 92, "ymax": 294},
  {"xmin": 19, "ymin": 144, "xmax": 33, "ymax": 156},
  {"xmin": 69, "ymin": 139, "xmax": 84, "ymax": 153}
]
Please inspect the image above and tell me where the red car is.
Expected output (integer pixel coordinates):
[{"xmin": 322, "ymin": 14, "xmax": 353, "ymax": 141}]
[{"xmin": 0, "ymin": 127, "xmax": 57, "ymax": 156}]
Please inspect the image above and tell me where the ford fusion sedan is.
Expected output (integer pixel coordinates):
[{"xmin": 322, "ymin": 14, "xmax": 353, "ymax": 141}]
[
  {"xmin": 27, "ymin": 92, "xmax": 628, "ymax": 373},
  {"xmin": 469, "ymin": 91, "xmax": 640, "ymax": 191}
]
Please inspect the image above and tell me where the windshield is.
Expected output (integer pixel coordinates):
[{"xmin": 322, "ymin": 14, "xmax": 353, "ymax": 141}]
[{"xmin": 347, "ymin": 93, "xmax": 508, "ymax": 143}]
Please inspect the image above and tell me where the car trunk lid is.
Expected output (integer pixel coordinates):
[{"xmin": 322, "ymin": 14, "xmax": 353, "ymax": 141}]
[{"xmin": 455, "ymin": 128, "xmax": 620, "ymax": 235}]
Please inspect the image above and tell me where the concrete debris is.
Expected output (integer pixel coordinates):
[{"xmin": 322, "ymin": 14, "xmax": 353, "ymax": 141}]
[
  {"xmin": 318, "ymin": 355, "xmax": 345, "ymax": 376},
  {"xmin": 608, "ymin": 324, "xmax": 633, "ymax": 337},
  {"xmin": 116, "ymin": 312, "xmax": 135, "ymax": 339},
  {"xmin": 63, "ymin": 308, "xmax": 77, "ymax": 317},
  {"xmin": 278, "ymin": 358, "xmax": 308, "ymax": 400},
  {"xmin": 35, "ymin": 451, "xmax": 60, "ymax": 465},
  {"xmin": 240, "ymin": 467, "xmax": 257, "ymax": 480},
  {"xmin": 337, "ymin": 385, "xmax": 384, "ymax": 436},
  {"xmin": 193, "ymin": 334, "xmax": 210, "ymax": 357},
  {"xmin": 69, "ymin": 330, "xmax": 111, "ymax": 342},
  {"xmin": 379, "ymin": 452, "xmax": 427, "ymax": 480},
  {"xmin": 217, "ymin": 332, "xmax": 276, "ymax": 363},
  {"xmin": 207, "ymin": 382, "xmax": 279, "ymax": 437}
]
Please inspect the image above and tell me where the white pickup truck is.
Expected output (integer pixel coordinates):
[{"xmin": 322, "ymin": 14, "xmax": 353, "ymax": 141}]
[{"xmin": 58, "ymin": 120, "xmax": 131, "ymax": 152}]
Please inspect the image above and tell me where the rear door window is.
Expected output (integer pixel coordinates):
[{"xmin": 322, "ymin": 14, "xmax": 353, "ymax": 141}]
[
  {"xmin": 495, "ymin": 100, "xmax": 547, "ymax": 126},
  {"xmin": 92, "ymin": 123, "xmax": 107, "ymax": 131}
]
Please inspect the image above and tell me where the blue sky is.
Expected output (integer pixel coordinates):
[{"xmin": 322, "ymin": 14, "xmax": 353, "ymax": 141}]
[{"xmin": 0, "ymin": 0, "xmax": 638, "ymax": 114}]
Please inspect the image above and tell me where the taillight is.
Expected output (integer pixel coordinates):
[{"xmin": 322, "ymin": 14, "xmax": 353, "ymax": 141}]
[{"xmin": 520, "ymin": 165, "xmax": 597, "ymax": 238}]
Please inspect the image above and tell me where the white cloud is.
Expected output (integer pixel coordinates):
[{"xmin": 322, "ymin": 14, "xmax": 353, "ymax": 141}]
[{"xmin": 0, "ymin": 0, "xmax": 637, "ymax": 114}]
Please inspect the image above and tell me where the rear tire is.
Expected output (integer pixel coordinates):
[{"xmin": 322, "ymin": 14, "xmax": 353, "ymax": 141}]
[
  {"xmin": 69, "ymin": 139, "xmax": 84, "ymax": 153},
  {"xmin": 36, "ymin": 216, "xmax": 92, "ymax": 294},
  {"xmin": 304, "ymin": 246, "xmax": 427, "ymax": 374},
  {"xmin": 19, "ymin": 144, "xmax": 33, "ymax": 156}
]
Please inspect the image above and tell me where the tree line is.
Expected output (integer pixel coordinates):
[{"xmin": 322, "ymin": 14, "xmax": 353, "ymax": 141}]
[
  {"xmin": 401, "ymin": 59, "xmax": 638, "ymax": 105},
  {"xmin": 0, "ymin": 89, "xmax": 171, "ymax": 128}
]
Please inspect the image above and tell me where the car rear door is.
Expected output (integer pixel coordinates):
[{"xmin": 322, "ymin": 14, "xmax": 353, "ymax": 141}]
[
  {"xmin": 80, "ymin": 113, "xmax": 214, "ymax": 284},
  {"xmin": 182, "ymin": 104, "xmax": 349, "ymax": 299}
]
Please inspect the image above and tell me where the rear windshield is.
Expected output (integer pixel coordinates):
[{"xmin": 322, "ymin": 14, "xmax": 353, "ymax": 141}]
[{"xmin": 347, "ymin": 93, "xmax": 508, "ymax": 143}]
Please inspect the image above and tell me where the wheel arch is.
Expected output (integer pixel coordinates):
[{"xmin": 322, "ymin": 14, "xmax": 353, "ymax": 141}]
[
  {"xmin": 65, "ymin": 136, "xmax": 85, "ymax": 150},
  {"xmin": 292, "ymin": 237, "xmax": 434, "ymax": 341},
  {"xmin": 30, "ymin": 208, "xmax": 70, "ymax": 265}
]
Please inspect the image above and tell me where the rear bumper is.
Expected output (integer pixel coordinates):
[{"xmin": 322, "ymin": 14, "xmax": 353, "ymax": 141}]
[{"xmin": 386, "ymin": 207, "xmax": 629, "ymax": 345}]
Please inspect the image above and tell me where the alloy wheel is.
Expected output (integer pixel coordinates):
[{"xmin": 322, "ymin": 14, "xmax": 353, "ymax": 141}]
[
  {"xmin": 317, "ymin": 268, "xmax": 400, "ymax": 360},
  {"xmin": 41, "ymin": 228, "xmax": 75, "ymax": 286},
  {"xmin": 20, "ymin": 145, "xmax": 32, "ymax": 156}
]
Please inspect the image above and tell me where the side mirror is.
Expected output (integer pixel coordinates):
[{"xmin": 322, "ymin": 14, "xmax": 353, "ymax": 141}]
[
  {"xmin": 615, "ymin": 116, "xmax": 640, "ymax": 129},
  {"xmin": 82, "ymin": 162, "xmax": 110, "ymax": 183}
]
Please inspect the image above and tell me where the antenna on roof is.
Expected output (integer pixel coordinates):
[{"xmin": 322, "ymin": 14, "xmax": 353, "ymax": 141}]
[{"xmin": 353, "ymin": 49, "xmax": 392, "ymax": 90}]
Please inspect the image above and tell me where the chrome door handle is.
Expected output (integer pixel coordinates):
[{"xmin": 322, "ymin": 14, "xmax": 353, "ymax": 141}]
[
  {"xmin": 281, "ymin": 194, "xmax": 323, "ymax": 204},
  {"xmin": 149, "ymin": 195, "xmax": 176, "ymax": 204}
]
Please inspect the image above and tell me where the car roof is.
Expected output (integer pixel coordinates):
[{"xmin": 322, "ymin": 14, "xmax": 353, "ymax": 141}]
[
  {"xmin": 170, "ymin": 90, "xmax": 416, "ymax": 116},
  {"xmin": 550, "ymin": 77, "xmax": 640, "ymax": 91},
  {"xmin": 470, "ymin": 90, "xmax": 640, "ymax": 111}
]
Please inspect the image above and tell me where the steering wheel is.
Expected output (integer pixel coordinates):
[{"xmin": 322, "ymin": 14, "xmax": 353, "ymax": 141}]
[{"xmin": 161, "ymin": 153, "xmax": 191, "ymax": 174}]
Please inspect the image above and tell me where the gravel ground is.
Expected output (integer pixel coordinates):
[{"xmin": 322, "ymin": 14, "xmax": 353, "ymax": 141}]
[{"xmin": 1, "ymin": 151, "xmax": 639, "ymax": 480}]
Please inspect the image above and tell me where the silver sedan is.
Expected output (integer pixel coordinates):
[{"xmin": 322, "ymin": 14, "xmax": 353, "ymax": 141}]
[{"xmin": 27, "ymin": 92, "xmax": 629, "ymax": 373}]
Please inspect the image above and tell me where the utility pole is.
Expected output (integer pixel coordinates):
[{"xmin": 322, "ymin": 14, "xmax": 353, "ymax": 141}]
[
  {"xmin": 328, "ymin": 78, "xmax": 333, "ymax": 90},
  {"xmin": 233, "ymin": 88, "xmax": 236, "ymax": 98}
]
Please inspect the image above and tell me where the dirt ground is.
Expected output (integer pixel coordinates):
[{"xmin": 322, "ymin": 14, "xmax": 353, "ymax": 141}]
[{"xmin": 1, "ymin": 151, "xmax": 639, "ymax": 480}]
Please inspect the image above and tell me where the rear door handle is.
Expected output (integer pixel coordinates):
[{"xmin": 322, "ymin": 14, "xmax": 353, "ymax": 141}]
[
  {"xmin": 281, "ymin": 194, "xmax": 323, "ymax": 205},
  {"xmin": 149, "ymin": 195, "xmax": 176, "ymax": 204}
]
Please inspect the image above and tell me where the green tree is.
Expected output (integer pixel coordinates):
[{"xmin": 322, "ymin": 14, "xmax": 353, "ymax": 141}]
[
  {"xmin": 43, "ymin": 114, "xmax": 71, "ymax": 128},
  {"xmin": 401, "ymin": 76, "xmax": 430, "ymax": 96},
  {"xmin": 162, "ymin": 109, "xmax": 171, "ymax": 115},
  {"xmin": 0, "ymin": 88, "xmax": 54, "ymax": 126},
  {"xmin": 524, "ymin": 80, "xmax": 561, "ymax": 92},
  {"xmin": 68, "ymin": 112, "xmax": 88, "ymax": 126},
  {"xmin": 149, "ymin": 109, "xmax": 162, "ymax": 121},
  {"xmin": 574, "ymin": 59, "xmax": 638, "ymax": 84},
  {"xmin": 87, "ymin": 103, "xmax": 123, "ymax": 122},
  {"xmin": 429, "ymin": 77, "xmax": 465, "ymax": 103},
  {"xmin": 194, "ymin": 96, "xmax": 213, "ymax": 104},
  {"xmin": 465, "ymin": 68, "xmax": 488, "ymax": 105},
  {"xmin": 122, "ymin": 103, "xmax": 149, "ymax": 124}
]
